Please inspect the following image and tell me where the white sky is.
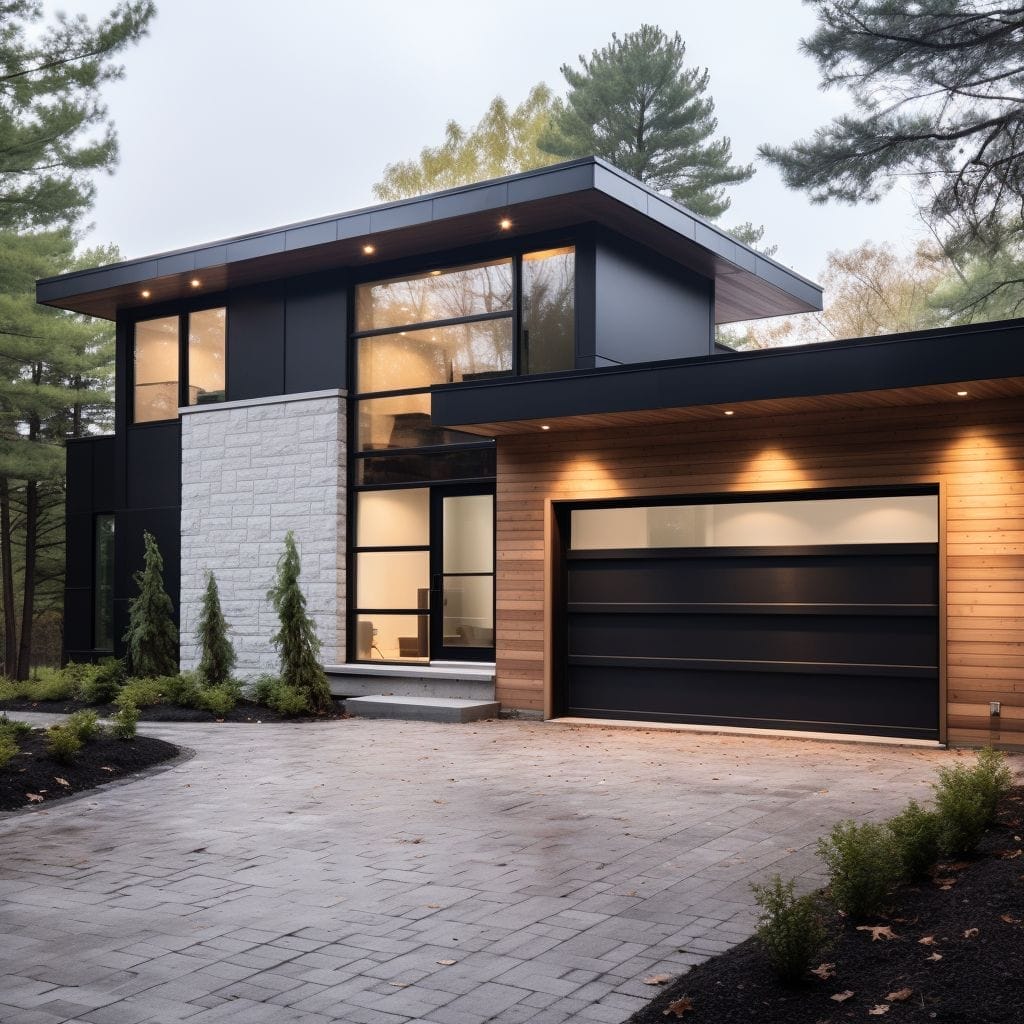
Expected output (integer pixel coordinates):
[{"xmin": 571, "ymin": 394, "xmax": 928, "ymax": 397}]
[{"xmin": 60, "ymin": 0, "xmax": 924, "ymax": 283}]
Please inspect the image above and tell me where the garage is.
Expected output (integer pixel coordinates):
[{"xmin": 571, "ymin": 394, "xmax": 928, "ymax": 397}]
[{"xmin": 560, "ymin": 491, "xmax": 940, "ymax": 739}]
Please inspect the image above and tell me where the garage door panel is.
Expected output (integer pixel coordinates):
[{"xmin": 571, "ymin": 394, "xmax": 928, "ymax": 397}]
[
  {"xmin": 565, "ymin": 664, "xmax": 939, "ymax": 738},
  {"xmin": 569, "ymin": 611, "xmax": 939, "ymax": 668},
  {"xmin": 568, "ymin": 548, "xmax": 937, "ymax": 607}
]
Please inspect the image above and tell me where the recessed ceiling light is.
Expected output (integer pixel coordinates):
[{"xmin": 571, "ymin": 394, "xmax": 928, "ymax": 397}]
[
  {"xmin": 541, "ymin": 424, "xmax": 550, "ymax": 431},
  {"xmin": 362, "ymin": 244, "xmax": 376, "ymax": 255},
  {"xmin": 140, "ymin": 289, "xmax": 151, "ymax": 299},
  {"xmin": 430, "ymin": 269, "xmax": 442, "ymax": 276},
  {"xmin": 724, "ymin": 409, "xmax": 735, "ymax": 416},
  {"xmin": 499, "ymin": 217, "xmax": 513, "ymax": 230},
  {"xmin": 189, "ymin": 278, "xmax": 201, "ymax": 288},
  {"xmin": 956, "ymin": 390, "xmax": 969, "ymax": 397}
]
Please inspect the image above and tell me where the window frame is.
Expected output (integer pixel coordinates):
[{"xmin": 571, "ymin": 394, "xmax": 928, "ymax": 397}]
[
  {"xmin": 128, "ymin": 302, "xmax": 230, "ymax": 426},
  {"xmin": 93, "ymin": 512, "xmax": 115, "ymax": 652}
]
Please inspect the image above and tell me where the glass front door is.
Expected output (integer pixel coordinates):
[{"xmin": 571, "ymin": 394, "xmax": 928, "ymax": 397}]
[{"xmin": 431, "ymin": 486, "xmax": 495, "ymax": 661}]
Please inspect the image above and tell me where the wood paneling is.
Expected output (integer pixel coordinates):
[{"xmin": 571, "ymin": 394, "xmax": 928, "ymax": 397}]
[{"xmin": 494, "ymin": 395, "xmax": 1024, "ymax": 749}]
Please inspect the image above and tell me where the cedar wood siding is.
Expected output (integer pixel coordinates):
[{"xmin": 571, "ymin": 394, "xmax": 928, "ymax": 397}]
[{"xmin": 495, "ymin": 395, "xmax": 1024, "ymax": 749}]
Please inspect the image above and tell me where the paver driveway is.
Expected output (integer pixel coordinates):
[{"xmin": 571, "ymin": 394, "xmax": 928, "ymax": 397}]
[{"xmin": 0, "ymin": 718, "xmax": 961, "ymax": 1024}]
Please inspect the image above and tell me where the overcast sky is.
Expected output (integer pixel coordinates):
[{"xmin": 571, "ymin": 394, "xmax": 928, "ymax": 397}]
[{"xmin": 61, "ymin": 0, "xmax": 924, "ymax": 282}]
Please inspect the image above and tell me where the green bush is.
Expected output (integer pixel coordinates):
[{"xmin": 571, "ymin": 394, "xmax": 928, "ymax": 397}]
[
  {"xmin": 0, "ymin": 715, "xmax": 33, "ymax": 739},
  {"xmin": 751, "ymin": 874, "xmax": 828, "ymax": 983},
  {"xmin": 197, "ymin": 682, "xmax": 241, "ymax": 717},
  {"xmin": 46, "ymin": 725, "xmax": 82, "ymax": 763},
  {"xmin": 112, "ymin": 699, "xmax": 138, "ymax": 740},
  {"xmin": 887, "ymin": 800, "xmax": 941, "ymax": 880},
  {"xmin": 935, "ymin": 746, "xmax": 1015, "ymax": 856},
  {"xmin": 78, "ymin": 658, "xmax": 126, "ymax": 704},
  {"xmin": 816, "ymin": 820, "xmax": 900, "ymax": 918},
  {"xmin": 0, "ymin": 677, "xmax": 17, "ymax": 701},
  {"xmin": 65, "ymin": 709, "xmax": 102, "ymax": 742},
  {"xmin": 0, "ymin": 730, "xmax": 19, "ymax": 768},
  {"xmin": 252, "ymin": 675, "xmax": 310, "ymax": 716},
  {"xmin": 116, "ymin": 678, "xmax": 165, "ymax": 708},
  {"xmin": 160, "ymin": 671, "xmax": 202, "ymax": 708},
  {"xmin": 26, "ymin": 666, "xmax": 78, "ymax": 702}
]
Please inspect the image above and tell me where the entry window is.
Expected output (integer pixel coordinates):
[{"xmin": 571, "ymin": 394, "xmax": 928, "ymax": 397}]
[
  {"xmin": 571, "ymin": 495, "xmax": 939, "ymax": 550},
  {"xmin": 133, "ymin": 307, "xmax": 227, "ymax": 422},
  {"xmin": 94, "ymin": 513, "xmax": 115, "ymax": 651},
  {"xmin": 441, "ymin": 493, "xmax": 494, "ymax": 648}
]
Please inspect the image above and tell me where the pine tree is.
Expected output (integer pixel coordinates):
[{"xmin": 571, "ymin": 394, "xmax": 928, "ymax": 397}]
[
  {"xmin": 539, "ymin": 25, "xmax": 753, "ymax": 218},
  {"xmin": 196, "ymin": 571, "xmax": 235, "ymax": 686},
  {"xmin": 267, "ymin": 532, "xmax": 332, "ymax": 714},
  {"xmin": 123, "ymin": 531, "xmax": 178, "ymax": 678}
]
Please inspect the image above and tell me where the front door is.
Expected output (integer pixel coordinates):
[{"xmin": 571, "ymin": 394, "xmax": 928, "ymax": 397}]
[{"xmin": 430, "ymin": 485, "xmax": 495, "ymax": 661}]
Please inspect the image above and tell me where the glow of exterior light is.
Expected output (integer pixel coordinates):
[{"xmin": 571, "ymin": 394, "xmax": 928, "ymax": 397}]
[
  {"xmin": 430, "ymin": 270, "xmax": 442, "ymax": 276},
  {"xmin": 141, "ymin": 289, "xmax": 151, "ymax": 299},
  {"xmin": 956, "ymin": 390, "xmax": 969, "ymax": 397},
  {"xmin": 499, "ymin": 218, "xmax": 513, "ymax": 230},
  {"xmin": 362, "ymin": 244, "xmax": 376, "ymax": 255},
  {"xmin": 724, "ymin": 409, "xmax": 735, "ymax": 416},
  {"xmin": 541, "ymin": 425, "xmax": 550, "ymax": 430},
  {"xmin": 190, "ymin": 278, "xmax": 201, "ymax": 288}
]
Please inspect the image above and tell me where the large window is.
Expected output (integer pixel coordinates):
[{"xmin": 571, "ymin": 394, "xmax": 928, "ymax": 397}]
[
  {"xmin": 94, "ymin": 514, "xmax": 115, "ymax": 651},
  {"xmin": 133, "ymin": 307, "xmax": 226, "ymax": 422},
  {"xmin": 522, "ymin": 246, "xmax": 575, "ymax": 374}
]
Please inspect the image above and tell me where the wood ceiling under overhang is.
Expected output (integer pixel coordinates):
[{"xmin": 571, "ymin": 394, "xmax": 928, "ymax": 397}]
[{"xmin": 35, "ymin": 158, "xmax": 821, "ymax": 324}]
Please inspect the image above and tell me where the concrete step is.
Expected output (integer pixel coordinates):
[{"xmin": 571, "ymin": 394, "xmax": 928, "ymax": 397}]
[
  {"xmin": 326, "ymin": 663, "xmax": 495, "ymax": 702},
  {"xmin": 344, "ymin": 695, "xmax": 500, "ymax": 723}
]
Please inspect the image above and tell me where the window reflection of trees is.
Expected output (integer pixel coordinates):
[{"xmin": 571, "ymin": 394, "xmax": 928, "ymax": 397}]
[{"xmin": 523, "ymin": 248, "xmax": 574, "ymax": 374}]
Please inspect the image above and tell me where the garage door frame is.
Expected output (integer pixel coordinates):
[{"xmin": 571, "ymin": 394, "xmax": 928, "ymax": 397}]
[{"xmin": 550, "ymin": 484, "xmax": 944, "ymax": 741}]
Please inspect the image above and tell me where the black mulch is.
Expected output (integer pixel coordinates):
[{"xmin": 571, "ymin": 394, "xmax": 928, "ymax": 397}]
[
  {"xmin": 0, "ymin": 727, "xmax": 180, "ymax": 812},
  {"xmin": 0, "ymin": 697, "xmax": 348, "ymax": 723},
  {"xmin": 630, "ymin": 789, "xmax": 1024, "ymax": 1024}
]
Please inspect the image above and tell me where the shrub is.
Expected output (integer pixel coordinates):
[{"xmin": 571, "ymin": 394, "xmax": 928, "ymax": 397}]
[
  {"xmin": 65, "ymin": 709, "xmax": 102, "ymax": 742},
  {"xmin": 816, "ymin": 820, "xmax": 900, "ymax": 918},
  {"xmin": 197, "ymin": 680, "xmax": 242, "ymax": 717},
  {"xmin": 26, "ymin": 666, "xmax": 78, "ymax": 702},
  {"xmin": 752, "ymin": 874, "xmax": 828, "ymax": 983},
  {"xmin": 251, "ymin": 674, "xmax": 279, "ymax": 705},
  {"xmin": 46, "ymin": 725, "xmax": 82, "ymax": 763},
  {"xmin": 935, "ymin": 746, "xmax": 1015, "ymax": 856},
  {"xmin": 116, "ymin": 678, "xmax": 165, "ymax": 708},
  {"xmin": 252, "ymin": 675, "xmax": 310, "ymax": 716},
  {"xmin": 78, "ymin": 658, "xmax": 126, "ymax": 704},
  {"xmin": 197, "ymin": 571, "xmax": 236, "ymax": 686},
  {"xmin": 0, "ymin": 730, "xmax": 19, "ymax": 769},
  {"xmin": 123, "ymin": 531, "xmax": 179, "ymax": 678},
  {"xmin": 887, "ymin": 800, "xmax": 941, "ymax": 880},
  {"xmin": 267, "ymin": 532, "xmax": 332, "ymax": 713},
  {"xmin": 0, "ymin": 715, "xmax": 33, "ymax": 739},
  {"xmin": 160, "ymin": 671, "xmax": 202, "ymax": 708},
  {"xmin": 112, "ymin": 699, "xmax": 138, "ymax": 740},
  {"xmin": 0, "ymin": 677, "xmax": 17, "ymax": 701}
]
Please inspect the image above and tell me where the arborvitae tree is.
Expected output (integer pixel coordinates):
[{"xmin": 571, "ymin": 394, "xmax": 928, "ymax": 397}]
[
  {"xmin": 123, "ymin": 531, "xmax": 178, "ymax": 678},
  {"xmin": 539, "ymin": 25, "xmax": 753, "ymax": 218},
  {"xmin": 196, "ymin": 570, "xmax": 235, "ymax": 686},
  {"xmin": 267, "ymin": 532, "xmax": 332, "ymax": 713}
]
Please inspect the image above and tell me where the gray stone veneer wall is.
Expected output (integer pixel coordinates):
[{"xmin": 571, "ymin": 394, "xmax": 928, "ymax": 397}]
[{"xmin": 179, "ymin": 390, "xmax": 346, "ymax": 678}]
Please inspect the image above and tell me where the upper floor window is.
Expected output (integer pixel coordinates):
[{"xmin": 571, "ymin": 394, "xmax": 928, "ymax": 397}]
[{"xmin": 133, "ymin": 307, "xmax": 226, "ymax": 423}]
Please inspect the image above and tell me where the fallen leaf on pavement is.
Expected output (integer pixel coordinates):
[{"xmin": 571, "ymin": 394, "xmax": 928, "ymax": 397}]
[
  {"xmin": 644, "ymin": 974, "xmax": 673, "ymax": 985},
  {"xmin": 888, "ymin": 988, "xmax": 913, "ymax": 1002},
  {"xmin": 388, "ymin": 981, "xmax": 409, "ymax": 988},
  {"xmin": 425, "ymin": 903, "xmax": 441, "ymax": 909},
  {"xmin": 857, "ymin": 925, "xmax": 898, "ymax": 941},
  {"xmin": 811, "ymin": 962, "xmax": 836, "ymax": 980},
  {"xmin": 964, "ymin": 927, "xmax": 979, "ymax": 938},
  {"xmin": 436, "ymin": 959, "xmax": 457, "ymax": 966},
  {"xmin": 663, "ymin": 995, "xmax": 694, "ymax": 1018},
  {"xmin": 830, "ymin": 990, "xmax": 855, "ymax": 1003},
  {"xmin": 868, "ymin": 1005, "xmax": 890, "ymax": 1016}
]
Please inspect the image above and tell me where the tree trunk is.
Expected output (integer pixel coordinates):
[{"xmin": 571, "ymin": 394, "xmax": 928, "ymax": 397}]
[
  {"xmin": 16, "ymin": 479, "xmax": 38, "ymax": 681},
  {"xmin": 0, "ymin": 477, "xmax": 17, "ymax": 678}
]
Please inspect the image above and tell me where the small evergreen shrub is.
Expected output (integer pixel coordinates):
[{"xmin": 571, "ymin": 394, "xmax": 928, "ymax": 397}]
[
  {"xmin": 0, "ymin": 715, "xmax": 33, "ymax": 739},
  {"xmin": 78, "ymin": 658, "xmax": 126, "ymax": 704},
  {"xmin": 252, "ymin": 675, "xmax": 310, "ymax": 716},
  {"xmin": 26, "ymin": 666, "xmax": 78, "ymax": 702},
  {"xmin": 196, "ymin": 571, "xmax": 236, "ymax": 686},
  {"xmin": 935, "ymin": 746, "xmax": 1015, "ymax": 856},
  {"xmin": 267, "ymin": 532, "xmax": 332, "ymax": 713},
  {"xmin": 116, "ymin": 678, "xmax": 164, "ymax": 708},
  {"xmin": 0, "ymin": 678, "xmax": 17, "ymax": 701},
  {"xmin": 0, "ymin": 730, "xmax": 19, "ymax": 768},
  {"xmin": 816, "ymin": 820, "xmax": 900, "ymax": 918},
  {"xmin": 887, "ymin": 800, "xmax": 941, "ymax": 880},
  {"xmin": 751, "ymin": 874, "xmax": 827, "ymax": 983},
  {"xmin": 161, "ymin": 671, "xmax": 202, "ymax": 708},
  {"xmin": 251, "ymin": 674, "xmax": 279, "ymax": 705},
  {"xmin": 46, "ymin": 725, "xmax": 82, "ymax": 763},
  {"xmin": 123, "ymin": 531, "xmax": 179, "ymax": 678},
  {"xmin": 65, "ymin": 709, "xmax": 102, "ymax": 742},
  {"xmin": 112, "ymin": 699, "xmax": 138, "ymax": 740}
]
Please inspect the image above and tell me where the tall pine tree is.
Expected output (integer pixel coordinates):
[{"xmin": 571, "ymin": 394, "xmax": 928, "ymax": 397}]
[
  {"xmin": 267, "ymin": 532, "xmax": 332, "ymax": 714},
  {"xmin": 123, "ymin": 531, "xmax": 178, "ymax": 678},
  {"xmin": 539, "ymin": 25, "xmax": 753, "ymax": 218},
  {"xmin": 196, "ymin": 571, "xmax": 235, "ymax": 686}
]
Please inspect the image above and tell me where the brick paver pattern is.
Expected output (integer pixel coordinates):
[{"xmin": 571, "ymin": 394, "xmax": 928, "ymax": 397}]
[{"xmin": 0, "ymin": 718, "xmax": 968, "ymax": 1023}]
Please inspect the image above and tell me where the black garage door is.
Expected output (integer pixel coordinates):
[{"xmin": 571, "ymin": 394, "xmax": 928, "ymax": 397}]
[{"xmin": 562, "ymin": 542, "xmax": 939, "ymax": 740}]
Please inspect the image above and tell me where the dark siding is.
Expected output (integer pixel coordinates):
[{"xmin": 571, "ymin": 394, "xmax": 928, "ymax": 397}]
[
  {"xmin": 227, "ymin": 283, "xmax": 286, "ymax": 399},
  {"xmin": 125, "ymin": 423, "xmax": 180, "ymax": 509},
  {"xmin": 593, "ymin": 232, "xmax": 714, "ymax": 364},
  {"xmin": 285, "ymin": 272, "xmax": 348, "ymax": 393}
]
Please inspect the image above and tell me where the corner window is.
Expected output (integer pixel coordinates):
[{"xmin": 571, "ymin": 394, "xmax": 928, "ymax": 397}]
[
  {"xmin": 94, "ymin": 513, "xmax": 115, "ymax": 651},
  {"xmin": 133, "ymin": 307, "xmax": 226, "ymax": 422},
  {"xmin": 522, "ymin": 246, "xmax": 575, "ymax": 374}
]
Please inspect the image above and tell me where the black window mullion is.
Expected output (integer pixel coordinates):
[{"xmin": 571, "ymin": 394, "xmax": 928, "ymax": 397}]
[
  {"xmin": 178, "ymin": 313, "xmax": 188, "ymax": 411},
  {"xmin": 352, "ymin": 309, "xmax": 512, "ymax": 340}
]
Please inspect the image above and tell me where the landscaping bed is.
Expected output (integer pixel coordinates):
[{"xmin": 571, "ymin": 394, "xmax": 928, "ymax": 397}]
[
  {"xmin": 0, "ymin": 696, "xmax": 347, "ymax": 724},
  {"xmin": 0, "ymin": 725, "xmax": 179, "ymax": 812},
  {"xmin": 630, "ymin": 787, "xmax": 1024, "ymax": 1024}
]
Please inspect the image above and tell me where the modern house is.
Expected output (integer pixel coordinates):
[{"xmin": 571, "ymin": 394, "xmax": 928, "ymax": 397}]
[{"xmin": 39, "ymin": 157, "xmax": 1024, "ymax": 748}]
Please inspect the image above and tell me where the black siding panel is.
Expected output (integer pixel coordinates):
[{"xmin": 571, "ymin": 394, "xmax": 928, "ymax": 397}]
[
  {"xmin": 227, "ymin": 283, "xmax": 286, "ymax": 399},
  {"xmin": 285, "ymin": 273, "xmax": 347, "ymax": 393},
  {"xmin": 125, "ymin": 423, "xmax": 181, "ymax": 509}
]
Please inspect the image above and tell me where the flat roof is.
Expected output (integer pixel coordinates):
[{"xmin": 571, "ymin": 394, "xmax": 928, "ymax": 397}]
[
  {"xmin": 431, "ymin": 317, "xmax": 1024, "ymax": 434},
  {"xmin": 36, "ymin": 157, "xmax": 821, "ymax": 323}
]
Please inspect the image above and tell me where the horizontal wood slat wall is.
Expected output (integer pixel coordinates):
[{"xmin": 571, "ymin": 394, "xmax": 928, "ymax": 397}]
[{"xmin": 494, "ymin": 395, "xmax": 1024, "ymax": 748}]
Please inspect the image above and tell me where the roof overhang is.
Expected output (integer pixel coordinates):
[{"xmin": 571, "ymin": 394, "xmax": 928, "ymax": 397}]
[
  {"xmin": 36, "ymin": 157, "xmax": 821, "ymax": 323},
  {"xmin": 431, "ymin": 318, "xmax": 1024, "ymax": 435}
]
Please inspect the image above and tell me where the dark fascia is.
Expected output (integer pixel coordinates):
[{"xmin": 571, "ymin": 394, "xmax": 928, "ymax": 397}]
[
  {"xmin": 36, "ymin": 157, "xmax": 821, "ymax": 321},
  {"xmin": 431, "ymin": 316, "xmax": 1024, "ymax": 429}
]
